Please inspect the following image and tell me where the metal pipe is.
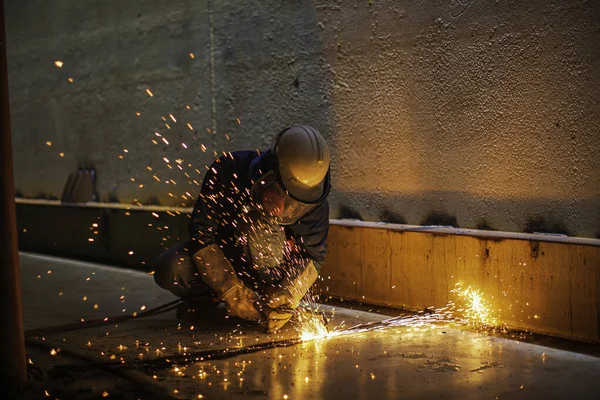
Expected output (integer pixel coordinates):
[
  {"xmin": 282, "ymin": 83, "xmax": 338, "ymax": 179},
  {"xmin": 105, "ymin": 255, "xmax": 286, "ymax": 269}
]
[{"xmin": 0, "ymin": 0, "xmax": 27, "ymax": 391}]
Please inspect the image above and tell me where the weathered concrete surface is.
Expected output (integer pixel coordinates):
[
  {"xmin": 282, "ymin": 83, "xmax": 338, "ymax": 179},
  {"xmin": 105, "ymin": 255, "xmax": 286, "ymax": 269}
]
[
  {"xmin": 319, "ymin": 0, "xmax": 600, "ymax": 237},
  {"xmin": 20, "ymin": 253, "xmax": 600, "ymax": 400},
  {"xmin": 6, "ymin": 0, "xmax": 600, "ymax": 237},
  {"xmin": 319, "ymin": 221, "xmax": 600, "ymax": 342}
]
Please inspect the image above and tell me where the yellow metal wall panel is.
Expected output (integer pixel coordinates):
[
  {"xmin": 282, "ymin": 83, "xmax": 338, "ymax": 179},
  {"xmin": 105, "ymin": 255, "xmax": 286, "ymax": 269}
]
[{"xmin": 319, "ymin": 224, "xmax": 600, "ymax": 342}]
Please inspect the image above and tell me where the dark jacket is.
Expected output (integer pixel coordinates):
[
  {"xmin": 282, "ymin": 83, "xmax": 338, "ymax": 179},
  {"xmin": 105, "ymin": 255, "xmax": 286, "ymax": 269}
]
[{"xmin": 187, "ymin": 150, "xmax": 330, "ymax": 277}]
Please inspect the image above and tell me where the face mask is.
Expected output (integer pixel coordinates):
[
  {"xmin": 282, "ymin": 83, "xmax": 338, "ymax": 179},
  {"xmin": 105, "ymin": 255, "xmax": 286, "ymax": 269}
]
[{"xmin": 251, "ymin": 170, "xmax": 318, "ymax": 225}]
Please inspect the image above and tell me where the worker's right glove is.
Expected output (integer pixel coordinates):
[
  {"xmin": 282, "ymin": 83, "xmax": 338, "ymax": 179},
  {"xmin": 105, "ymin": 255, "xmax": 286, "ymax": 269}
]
[
  {"xmin": 264, "ymin": 260, "xmax": 319, "ymax": 333},
  {"xmin": 193, "ymin": 244, "xmax": 264, "ymax": 322},
  {"xmin": 265, "ymin": 307, "xmax": 295, "ymax": 333}
]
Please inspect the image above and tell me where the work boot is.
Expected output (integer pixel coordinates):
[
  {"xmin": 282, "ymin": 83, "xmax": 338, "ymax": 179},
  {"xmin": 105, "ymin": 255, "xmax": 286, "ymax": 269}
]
[{"xmin": 176, "ymin": 295, "xmax": 222, "ymax": 321}]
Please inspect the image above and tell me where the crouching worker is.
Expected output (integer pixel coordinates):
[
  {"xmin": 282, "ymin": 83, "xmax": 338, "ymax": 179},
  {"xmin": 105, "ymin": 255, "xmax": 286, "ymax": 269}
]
[{"xmin": 152, "ymin": 126, "xmax": 331, "ymax": 333}]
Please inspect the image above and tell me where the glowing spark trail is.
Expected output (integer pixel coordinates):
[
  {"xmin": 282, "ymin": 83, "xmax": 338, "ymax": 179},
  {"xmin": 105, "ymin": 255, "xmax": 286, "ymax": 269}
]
[{"xmin": 297, "ymin": 283, "xmax": 502, "ymax": 342}]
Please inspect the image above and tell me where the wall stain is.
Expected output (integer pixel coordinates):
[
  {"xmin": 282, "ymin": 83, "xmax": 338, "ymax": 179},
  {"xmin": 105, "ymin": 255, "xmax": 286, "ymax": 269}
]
[
  {"xmin": 380, "ymin": 209, "xmax": 406, "ymax": 224},
  {"xmin": 338, "ymin": 205, "xmax": 363, "ymax": 221},
  {"xmin": 421, "ymin": 211, "xmax": 457, "ymax": 227},
  {"xmin": 524, "ymin": 215, "xmax": 570, "ymax": 236}
]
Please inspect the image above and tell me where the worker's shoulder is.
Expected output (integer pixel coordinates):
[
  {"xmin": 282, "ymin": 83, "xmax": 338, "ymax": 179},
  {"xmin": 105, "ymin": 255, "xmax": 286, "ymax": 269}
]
[
  {"xmin": 213, "ymin": 150, "xmax": 260, "ymax": 165},
  {"xmin": 209, "ymin": 150, "xmax": 261, "ymax": 180}
]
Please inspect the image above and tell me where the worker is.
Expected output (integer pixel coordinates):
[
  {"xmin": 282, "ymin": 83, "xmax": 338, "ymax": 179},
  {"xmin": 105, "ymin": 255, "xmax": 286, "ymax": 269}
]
[{"xmin": 153, "ymin": 126, "xmax": 331, "ymax": 333}]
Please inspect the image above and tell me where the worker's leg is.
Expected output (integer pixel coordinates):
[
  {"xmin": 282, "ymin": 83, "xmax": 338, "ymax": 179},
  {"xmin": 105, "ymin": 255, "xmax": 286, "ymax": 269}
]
[{"xmin": 152, "ymin": 241, "xmax": 213, "ymax": 299}]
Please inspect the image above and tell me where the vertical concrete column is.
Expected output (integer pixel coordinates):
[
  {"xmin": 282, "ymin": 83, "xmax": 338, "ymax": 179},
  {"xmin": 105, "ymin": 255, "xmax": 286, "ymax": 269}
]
[{"xmin": 0, "ymin": 0, "xmax": 27, "ymax": 391}]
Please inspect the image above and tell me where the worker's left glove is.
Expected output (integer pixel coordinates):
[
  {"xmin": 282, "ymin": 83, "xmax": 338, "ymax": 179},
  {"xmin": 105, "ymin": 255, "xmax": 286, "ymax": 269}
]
[
  {"xmin": 264, "ymin": 260, "xmax": 319, "ymax": 333},
  {"xmin": 193, "ymin": 244, "xmax": 264, "ymax": 322}
]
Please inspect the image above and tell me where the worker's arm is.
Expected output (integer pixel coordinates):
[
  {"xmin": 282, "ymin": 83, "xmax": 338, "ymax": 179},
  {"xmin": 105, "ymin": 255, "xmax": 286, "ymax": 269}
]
[
  {"xmin": 289, "ymin": 199, "xmax": 329, "ymax": 269},
  {"xmin": 187, "ymin": 156, "xmax": 263, "ymax": 322},
  {"xmin": 264, "ymin": 201, "xmax": 329, "ymax": 332}
]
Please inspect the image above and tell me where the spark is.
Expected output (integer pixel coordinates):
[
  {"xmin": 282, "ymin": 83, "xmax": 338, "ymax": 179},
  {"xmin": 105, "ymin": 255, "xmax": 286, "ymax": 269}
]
[
  {"xmin": 54, "ymin": 60, "xmax": 63, "ymax": 68},
  {"xmin": 298, "ymin": 311, "xmax": 337, "ymax": 341},
  {"xmin": 451, "ymin": 283, "xmax": 498, "ymax": 327},
  {"xmin": 146, "ymin": 88, "xmax": 154, "ymax": 97},
  {"xmin": 68, "ymin": 77, "xmax": 74, "ymax": 83},
  {"xmin": 190, "ymin": 53, "xmax": 195, "ymax": 59},
  {"xmin": 46, "ymin": 141, "xmax": 52, "ymax": 146},
  {"xmin": 187, "ymin": 123, "xmax": 193, "ymax": 130},
  {"xmin": 169, "ymin": 114, "xmax": 177, "ymax": 122}
]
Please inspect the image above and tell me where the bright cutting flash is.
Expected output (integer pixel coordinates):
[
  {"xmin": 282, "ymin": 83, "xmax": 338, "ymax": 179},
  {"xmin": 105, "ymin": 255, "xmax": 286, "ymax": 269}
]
[
  {"xmin": 297, "ymin": 309, "xmax": 340, "ymax": 341},
  {"xmin": 299, "ymin": 317, "xmax": 331, "ymax": 341}
]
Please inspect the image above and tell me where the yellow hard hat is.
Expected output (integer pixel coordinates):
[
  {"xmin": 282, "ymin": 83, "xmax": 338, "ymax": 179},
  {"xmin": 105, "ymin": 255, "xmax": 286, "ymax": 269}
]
[{"xmin": 272, "ymin": 126, "xmax": 331, "ymax": 203}]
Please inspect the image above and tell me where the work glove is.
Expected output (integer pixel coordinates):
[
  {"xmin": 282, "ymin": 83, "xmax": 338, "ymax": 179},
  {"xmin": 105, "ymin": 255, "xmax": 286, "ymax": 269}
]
[
  {"xmin": 264, "ymin": 260, "xmax": 319, "ymax": 333},
  {"xmin": 265, "ymin": 307, "xmax": 295, "ymax": 334},
  {"xmin": 222, "ymin": 284, "xmax": 264, "ymax": 322},
  {"xmin": 193, "ymin": 244, "xmax": 264, "ymax": 322}
]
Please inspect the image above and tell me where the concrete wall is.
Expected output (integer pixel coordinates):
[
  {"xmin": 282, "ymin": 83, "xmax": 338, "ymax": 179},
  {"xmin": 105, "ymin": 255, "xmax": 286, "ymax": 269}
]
[{"xmin": 6, "ymin": 0, "xmax": 600, "ymax": 237}]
